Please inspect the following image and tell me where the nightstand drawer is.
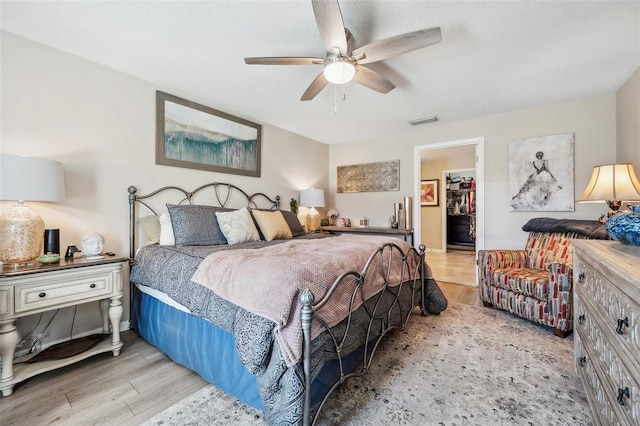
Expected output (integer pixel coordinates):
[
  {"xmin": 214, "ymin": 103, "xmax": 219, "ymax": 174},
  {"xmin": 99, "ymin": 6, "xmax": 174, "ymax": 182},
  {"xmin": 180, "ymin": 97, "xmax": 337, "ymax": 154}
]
[{"xmin": 15, "ymin": 272, "xmax": 113, "ymax": 313}]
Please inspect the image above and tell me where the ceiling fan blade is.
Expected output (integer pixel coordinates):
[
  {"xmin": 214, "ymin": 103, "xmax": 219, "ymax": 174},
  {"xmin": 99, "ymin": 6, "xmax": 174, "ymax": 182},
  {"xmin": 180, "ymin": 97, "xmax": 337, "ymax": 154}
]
[
  {"xmin": 244, "ymin": 57, "xmax": 324, "ymax": 65},
  {"xmin": 352, "ymin": 27, "xmax": 442, "ymax": 64},
  {"xmin": 301, "ymin": 72, "xmax": 329, "ymax": 101},
  {"xmin": 312, "ymin": 0, "xmax": 348, "ymax": 54},
  {"xmin": 353, "ymin": 65, "xmax": 395, "ymax": 94}
]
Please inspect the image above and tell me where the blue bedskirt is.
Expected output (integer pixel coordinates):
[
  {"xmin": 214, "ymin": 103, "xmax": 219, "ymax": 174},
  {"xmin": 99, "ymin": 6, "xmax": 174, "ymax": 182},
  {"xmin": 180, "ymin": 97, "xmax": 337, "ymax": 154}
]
[{"xmin": 132, "ymin": 287, "xmax": 364, "ymax": 414}]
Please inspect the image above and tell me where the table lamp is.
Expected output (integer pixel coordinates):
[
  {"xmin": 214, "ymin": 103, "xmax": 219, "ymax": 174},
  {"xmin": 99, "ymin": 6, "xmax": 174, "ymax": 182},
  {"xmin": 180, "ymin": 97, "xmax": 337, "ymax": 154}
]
[
  {"xmin": 577, "ymin": 163, "xmax": 640, "ymax": 245},
  {"xmin": 577, "ymin": 163, "xmax": 640, "ymax": 222},
  {"xmin": 0, "ymin": 154, "xmax": 66, "ymax": 265},
  {"xmin": 300, "ymin": 188, "xmax": 325, "ymax": 232}
]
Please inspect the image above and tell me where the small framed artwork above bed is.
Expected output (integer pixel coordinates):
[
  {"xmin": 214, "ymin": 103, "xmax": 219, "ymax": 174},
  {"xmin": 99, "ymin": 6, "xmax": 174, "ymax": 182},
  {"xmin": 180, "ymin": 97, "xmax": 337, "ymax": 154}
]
[
  {"xmin": 128, "ymin": 182, "xmax": 441, "ymax": 425},
  {"xmin": 155, "ymin": 91, "xmax": 262, "ymax": 177}
]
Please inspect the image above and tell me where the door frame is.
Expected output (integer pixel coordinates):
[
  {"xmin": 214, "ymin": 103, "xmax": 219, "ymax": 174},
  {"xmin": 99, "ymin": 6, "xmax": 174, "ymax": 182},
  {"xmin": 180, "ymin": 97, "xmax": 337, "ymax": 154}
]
[{"xmin": 413, "ymin": 136, "xmax": 485, "ymax": 253}]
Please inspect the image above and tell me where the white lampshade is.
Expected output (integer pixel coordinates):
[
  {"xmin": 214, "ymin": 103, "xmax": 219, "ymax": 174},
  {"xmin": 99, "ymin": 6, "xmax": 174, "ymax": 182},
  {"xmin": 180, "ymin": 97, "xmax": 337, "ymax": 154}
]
[
  {"xmin": 300, "ymin": 188, "xmax": 325, "ymax": 208},
  {"xmin": 0, "ymin": 154, "xmax": 66, "ymax": 265},
  {"xmin": 323, "ymin": 57, "xmax": 355, "ymax": 85},
  {"xmin": 578, "ymin": 163, "xmax": 640, "ymax": 203},
  {"xmin": 0, "ymin": 154, "xmax": 66, "ymax": 201}
]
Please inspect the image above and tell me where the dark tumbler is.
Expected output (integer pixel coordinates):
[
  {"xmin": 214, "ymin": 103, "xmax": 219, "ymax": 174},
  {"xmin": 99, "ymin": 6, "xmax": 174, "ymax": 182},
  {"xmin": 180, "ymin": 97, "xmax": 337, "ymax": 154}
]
[{"xmin": 44, "ymin": 229, "xmax": 60, "ymax": 254}]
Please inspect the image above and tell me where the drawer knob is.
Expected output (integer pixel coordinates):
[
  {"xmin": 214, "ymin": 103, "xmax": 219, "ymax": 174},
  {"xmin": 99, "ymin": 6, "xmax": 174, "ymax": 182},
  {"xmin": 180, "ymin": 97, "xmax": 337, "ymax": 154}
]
[
  {"xmin": 39, "ymin": 292, "xmax": 46, "ymax": 298},
  {"xmin": 578, "ymin": 272, "xmax": 586, "ymax": 283},
  {"xmin": 90, "ymin": 283, "xmax": 96, "ymax": 288},
  {"xmin": 578, "ymin": 314, "xmax": 586, "ymax": 325},
  {"xmin": 579, "ymin": 356, "xmax": 586, "ymax": 367},
  {"xmin": 616, "ymin": 317, "xmax": 629, "ymax": 335},
  {"xmin": 617, "ymin": 387, "xmax": 630, "ymax": 406}
]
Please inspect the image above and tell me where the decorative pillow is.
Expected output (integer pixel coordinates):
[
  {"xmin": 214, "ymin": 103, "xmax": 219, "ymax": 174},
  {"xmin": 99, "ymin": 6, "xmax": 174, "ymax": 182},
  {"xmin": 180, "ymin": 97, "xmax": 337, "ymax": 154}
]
[
  {"xmin": 216, "ymin": 207, "xmax": 261, "ymax": 245},
  {"xmin": 140, "ymin": 215, "xmax": 161, "ymax": 245},
  {"xmin": 280, "ymin": 210, "xmax": 306, "ymax": 237},
  {"xmin": 167, "ymin": 204, "xmax": 230, "ymax": 246},
  {"xmin": 159, "ymin": 213, "xmax": 175, "ymax": 245},
  {"xmin": 251, "ymin": 210, "xmax": 293, "ymax": 241}
]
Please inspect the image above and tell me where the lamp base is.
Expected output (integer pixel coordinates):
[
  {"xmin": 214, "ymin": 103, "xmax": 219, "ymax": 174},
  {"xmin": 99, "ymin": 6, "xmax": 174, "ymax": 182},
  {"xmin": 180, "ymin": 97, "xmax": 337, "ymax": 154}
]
[
  {"xmin": 307, "ymin": 207, "xmax": 320, "ymax": 232},
  {"xmin": 0, "ymin": 204, "xmax": 45, "ymax": 264}
]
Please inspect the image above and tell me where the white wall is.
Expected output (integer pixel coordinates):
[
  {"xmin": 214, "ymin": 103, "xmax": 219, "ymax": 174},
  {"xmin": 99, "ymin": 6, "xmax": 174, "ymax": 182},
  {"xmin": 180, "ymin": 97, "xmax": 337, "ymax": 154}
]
[
  {"xmin": 617, "ymin": 66, "xmax": 640, "ymax": 168},
  {"xmin": 330, "ymin": 95, "xmax": 616, "ymax": 250},
  {"xmin": 0, "ymin": 31, "xmax": 328, "ymax": 345}
]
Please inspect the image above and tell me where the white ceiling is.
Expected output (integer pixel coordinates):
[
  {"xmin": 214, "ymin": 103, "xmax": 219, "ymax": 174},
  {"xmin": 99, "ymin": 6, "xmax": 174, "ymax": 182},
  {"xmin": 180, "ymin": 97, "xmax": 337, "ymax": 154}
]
[{"xmin": 1, "ymin": 1, "xmax": 639, "ymax": 145}]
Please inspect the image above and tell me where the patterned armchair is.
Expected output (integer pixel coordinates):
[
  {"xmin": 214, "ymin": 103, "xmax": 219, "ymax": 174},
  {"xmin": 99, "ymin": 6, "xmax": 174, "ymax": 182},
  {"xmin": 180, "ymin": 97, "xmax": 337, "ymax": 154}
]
[{"xmin": 478, "ymin": 218, "xmax": 607, "ymax": 337}]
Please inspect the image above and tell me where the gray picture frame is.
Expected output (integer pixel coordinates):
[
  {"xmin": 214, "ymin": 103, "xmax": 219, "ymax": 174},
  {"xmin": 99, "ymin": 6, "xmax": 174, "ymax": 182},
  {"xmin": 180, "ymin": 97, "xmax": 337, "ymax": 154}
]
[{"xmin": 156, "ymin": 91, "xmax": 261, "ymax": 177}]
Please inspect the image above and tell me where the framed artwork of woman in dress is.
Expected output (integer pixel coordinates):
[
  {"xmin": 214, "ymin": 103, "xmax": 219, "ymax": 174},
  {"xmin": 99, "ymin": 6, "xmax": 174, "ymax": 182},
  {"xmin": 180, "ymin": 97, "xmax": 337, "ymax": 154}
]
[
  {"xmin": 420, "ymin": 179, "xmax": 439, "ymax": 206},
  {"xmin": 508, "ymin": 133, "xmax": 574, "ymax": 211}
]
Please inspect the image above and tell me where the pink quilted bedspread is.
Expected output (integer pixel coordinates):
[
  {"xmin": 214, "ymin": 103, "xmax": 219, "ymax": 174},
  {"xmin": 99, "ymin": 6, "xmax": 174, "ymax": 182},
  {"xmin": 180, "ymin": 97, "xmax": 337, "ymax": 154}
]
[{"xmin": 191, "ymin": 234, "xmax": 423, "ymax": 367}]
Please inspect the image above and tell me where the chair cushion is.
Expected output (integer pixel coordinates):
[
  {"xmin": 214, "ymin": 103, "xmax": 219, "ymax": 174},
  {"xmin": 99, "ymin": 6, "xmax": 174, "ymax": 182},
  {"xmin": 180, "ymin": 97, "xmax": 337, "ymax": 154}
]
[{"xmin": 491, "ymin": 267, "xmax": 549, "ymax": 299}]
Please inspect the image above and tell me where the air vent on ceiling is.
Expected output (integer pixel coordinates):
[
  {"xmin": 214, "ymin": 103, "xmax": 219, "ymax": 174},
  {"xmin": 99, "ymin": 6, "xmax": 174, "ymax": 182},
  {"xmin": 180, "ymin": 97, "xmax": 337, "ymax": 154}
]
[{"xmin": 408, "ymin": 116, "xmax": 439, "ymax": 126}]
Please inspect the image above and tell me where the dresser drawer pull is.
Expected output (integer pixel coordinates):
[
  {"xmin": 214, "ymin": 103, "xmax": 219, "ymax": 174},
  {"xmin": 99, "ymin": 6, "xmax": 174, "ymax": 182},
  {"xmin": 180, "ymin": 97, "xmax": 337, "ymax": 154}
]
[
  {"xmin": 616, "ymin": 317, "xmax": 629, "ymax": 335},
  {"xmin": 579, "ymin": 356, "xmax": 586, "ymax": 367},
  {"xmin": 578, "ymin": 314, "xmax": 585, "ymax": 325},
  {"xmin": 617, "ymin": 387, "xmax": 630, "ymax": 406},
  {"xmin": 90, "ymin": 283, "xmax": 96, "ymax": 289},
  {"xmin": 578, "ymin": 272, "xmax": 585, "ymax": 284},
  {"xmin": 39, "ymin": 292, "xmax": 46, "ymax": 298}
]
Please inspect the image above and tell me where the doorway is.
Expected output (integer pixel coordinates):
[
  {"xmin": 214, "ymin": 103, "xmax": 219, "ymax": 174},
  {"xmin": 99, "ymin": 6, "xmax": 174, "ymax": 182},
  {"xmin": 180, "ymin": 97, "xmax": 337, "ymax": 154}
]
[{"xmin": 413, "ymin": 137, "xmax": 484, "ymax": 254}]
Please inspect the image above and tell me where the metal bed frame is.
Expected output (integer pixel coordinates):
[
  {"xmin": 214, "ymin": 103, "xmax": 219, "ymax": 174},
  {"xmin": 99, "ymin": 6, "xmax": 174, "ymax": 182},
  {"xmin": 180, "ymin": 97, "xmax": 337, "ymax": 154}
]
[{"xmin": 128, "ymin": 182, "xmax": 426, "ymax": 425}]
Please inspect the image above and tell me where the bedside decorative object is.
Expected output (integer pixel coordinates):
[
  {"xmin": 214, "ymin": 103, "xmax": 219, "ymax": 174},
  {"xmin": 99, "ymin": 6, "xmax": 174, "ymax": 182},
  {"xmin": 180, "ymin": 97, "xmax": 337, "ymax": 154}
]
[
  {"xmin": 320, "ymin": 218, "xmax": 330, "ymax": 227},
  {"xmin": 64, "ymin": 245, "xmax": 81, "ymax": 259},
  {"xmin": 300, "ymin": 188, "xmax": 325, "ymax": 232},
  {"xmin": 289, "ymin": 198, "xmax": 298, "ymax": 214},
  {"xmin": 577, "ymin": 163, "xmax": 640, "ymax": 223},
  {"xmin": 44, "ymin": 229, "xmax": 60, "ymax": 255},
  {"xmin": 37, "ymin": 252, "xmax": 60, "ymax": 264},
  {"xmin": 0, "ymin": 154, "xmax": 66, "ymax": 265},
  {"xmin": 605, "ymin": 205, "xmax": 640, "ymax": 246},
  {"xmin": 82, "ymin": 231, "xmax": 105, "ymax": 256},
  {"xmin": 327, "ymin": 209, "xmax": 339, "ymax": 226},
  {"xmin": 358, "ymin": 217, "xmax": 369, "ymax": 228}
]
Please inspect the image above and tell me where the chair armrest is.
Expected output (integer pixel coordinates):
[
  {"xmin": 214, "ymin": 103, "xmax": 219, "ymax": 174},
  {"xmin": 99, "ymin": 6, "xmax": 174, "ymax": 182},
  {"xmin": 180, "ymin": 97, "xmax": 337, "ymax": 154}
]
[
  {"xmin": 546, "ymin": 262, "xmax": 574, "ymax": 332},
  {"xmin": 477, "ymin": 250, "xmax": 527, "ymax": 279}
]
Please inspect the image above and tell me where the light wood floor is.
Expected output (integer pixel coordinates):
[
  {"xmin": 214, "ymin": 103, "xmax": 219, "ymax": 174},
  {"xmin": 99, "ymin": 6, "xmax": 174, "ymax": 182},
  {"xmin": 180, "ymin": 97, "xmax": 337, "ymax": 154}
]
[{"xmin": 0, "ymin": 253, "xmax": 481, "ymax": 425}]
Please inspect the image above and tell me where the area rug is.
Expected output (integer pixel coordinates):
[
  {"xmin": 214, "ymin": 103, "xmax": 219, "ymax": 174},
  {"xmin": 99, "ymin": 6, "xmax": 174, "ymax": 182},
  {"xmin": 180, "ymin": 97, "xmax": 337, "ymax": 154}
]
[{"xmin": 142, "ymin": 302, "xmax": 593, "ymax": 425}]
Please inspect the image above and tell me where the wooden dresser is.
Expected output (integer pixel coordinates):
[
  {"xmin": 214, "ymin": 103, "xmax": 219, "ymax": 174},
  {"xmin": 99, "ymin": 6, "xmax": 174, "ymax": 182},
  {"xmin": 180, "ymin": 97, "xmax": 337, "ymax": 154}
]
[{"xmin": 573, "ymin": 240, "xmax": 640, "ymax": 425}]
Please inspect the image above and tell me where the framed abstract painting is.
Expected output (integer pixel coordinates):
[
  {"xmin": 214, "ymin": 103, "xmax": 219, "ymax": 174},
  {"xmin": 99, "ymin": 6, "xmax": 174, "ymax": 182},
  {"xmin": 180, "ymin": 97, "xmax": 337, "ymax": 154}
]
[
  {"xmin": 156, "ymin": 91, "xmax": 261, "ymax": 177},
  {"xmin": 420, "ymin": 179, "xmax": 439, "ymax": 206}
]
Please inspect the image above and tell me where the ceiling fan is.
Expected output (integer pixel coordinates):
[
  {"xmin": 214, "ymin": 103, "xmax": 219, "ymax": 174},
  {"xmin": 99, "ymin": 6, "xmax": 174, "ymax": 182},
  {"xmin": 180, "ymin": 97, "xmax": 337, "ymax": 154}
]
[{"xmin": 244, "ymin": 0, "xmax": 442, "ymax": 101}]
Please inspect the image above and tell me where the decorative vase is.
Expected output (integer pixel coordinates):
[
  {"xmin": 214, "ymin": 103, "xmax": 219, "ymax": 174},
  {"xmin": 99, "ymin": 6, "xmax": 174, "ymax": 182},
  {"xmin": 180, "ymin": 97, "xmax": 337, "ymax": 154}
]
[{"xmin": 605, "ymin": 205, "xmax": 640, "ymax": 246}]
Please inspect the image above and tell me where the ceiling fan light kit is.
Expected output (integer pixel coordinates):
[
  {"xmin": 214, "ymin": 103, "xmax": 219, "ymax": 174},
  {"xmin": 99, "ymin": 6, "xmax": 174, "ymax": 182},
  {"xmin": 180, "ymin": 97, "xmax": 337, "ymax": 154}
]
[
  {"xmin": 323, "ymin": 56, "xmax": 355, "ymax": 84},
  {"xmin": 244, "ymin": 0, "xmax": 441, "ymax": 101}
]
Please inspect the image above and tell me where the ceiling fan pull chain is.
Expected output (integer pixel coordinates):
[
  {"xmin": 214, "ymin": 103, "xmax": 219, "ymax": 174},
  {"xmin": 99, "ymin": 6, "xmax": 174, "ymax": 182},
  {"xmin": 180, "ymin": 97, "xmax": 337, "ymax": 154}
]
[{"xmin": 334, "ymin": 84, "xmax": 338, "ymax": 113}]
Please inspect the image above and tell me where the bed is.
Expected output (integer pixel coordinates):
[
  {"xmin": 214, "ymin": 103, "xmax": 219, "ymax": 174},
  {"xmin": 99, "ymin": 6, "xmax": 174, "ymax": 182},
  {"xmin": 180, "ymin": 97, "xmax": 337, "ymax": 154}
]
[{"xmin": 128, "ymin": 182, "xmax": 443, "ymax": 425}]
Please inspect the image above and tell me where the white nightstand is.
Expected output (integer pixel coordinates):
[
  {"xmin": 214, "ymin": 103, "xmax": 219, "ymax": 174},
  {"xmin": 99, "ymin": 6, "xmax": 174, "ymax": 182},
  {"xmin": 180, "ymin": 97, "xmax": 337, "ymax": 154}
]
[{"xmin": 0, "ymin": 255, "xmax": 127, "ymax": 396}]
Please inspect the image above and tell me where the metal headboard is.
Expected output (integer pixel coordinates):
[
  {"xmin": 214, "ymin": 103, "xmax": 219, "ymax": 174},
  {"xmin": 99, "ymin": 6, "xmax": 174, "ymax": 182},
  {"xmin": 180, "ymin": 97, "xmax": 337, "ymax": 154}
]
[{"xmin": 127, "ymin": 182, "xmax": 280, "ymax": 261}]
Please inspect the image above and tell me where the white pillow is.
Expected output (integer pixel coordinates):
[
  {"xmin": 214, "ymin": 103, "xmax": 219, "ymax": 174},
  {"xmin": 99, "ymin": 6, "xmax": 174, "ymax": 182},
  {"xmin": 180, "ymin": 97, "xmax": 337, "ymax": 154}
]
[
  {"xmin": 139, "ymin": 215, "xmax": 161, "ymax": 245},
  {"xmin": 215, "ymin": 207, "xmax": 260, "ymax": 245},
  {"xmin": 159, "ymin": 212, "xmax": 175, "ymax": 245}
]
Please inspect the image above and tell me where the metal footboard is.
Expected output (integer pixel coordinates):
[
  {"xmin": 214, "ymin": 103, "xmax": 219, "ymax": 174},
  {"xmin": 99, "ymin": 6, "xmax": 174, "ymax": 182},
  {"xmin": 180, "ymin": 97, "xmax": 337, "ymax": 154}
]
[{"xmin": 300, "ymin": 242, "xmax": 427, "ymax": 425}]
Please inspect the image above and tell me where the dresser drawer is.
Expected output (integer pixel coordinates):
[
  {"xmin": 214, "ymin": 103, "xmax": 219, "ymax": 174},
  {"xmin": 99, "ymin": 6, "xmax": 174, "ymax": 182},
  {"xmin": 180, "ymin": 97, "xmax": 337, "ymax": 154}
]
[
  {"xmin": 575, "ymin": 257, "xmax": 640, "ymax": 377},
  {"xmin": 575, "ymin": 330, "xmax": 618, "ymax": 425},
  {"xmin": 14, "ymin": 270, "xmax": 114, "ymax": 313}
]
